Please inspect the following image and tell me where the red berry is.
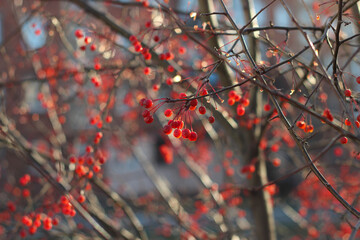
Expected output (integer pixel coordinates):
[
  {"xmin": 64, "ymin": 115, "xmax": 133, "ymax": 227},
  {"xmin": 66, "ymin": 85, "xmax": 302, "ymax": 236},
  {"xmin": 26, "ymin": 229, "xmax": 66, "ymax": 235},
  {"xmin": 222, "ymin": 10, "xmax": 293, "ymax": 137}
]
[
  {"xmin": 166, "ymin": 77, "xmax": 172, "ymax": 85},
  {"xmin": 94, "ymin": 63, "xmax": 101, "ymax": 70},
  {"xmin": 105, "ymin": 115, "xmax": 113, "ymax": 123},
  {"xmin": 200, "ymin": 89, "xmax": 208, "ymax": 96},
  {"xmin": 305, "ymin": 124, "xmax": 314, "ymax": 133},
  {"xmin": 153, "ymin": 36, "xmax": 160, "ymax": 42},
  {"xmin": 52, "ymin": 218, "xmax": 59, "ymax": 226},
  {"xmin": 134, "ymin": 43, "xmax": 143, "ymax": 52},
  {"xmin": 241, "ymin": 98, "xmax": 250, "ymax": 106},
  {"xmin": 208, "ymin": 116, "xmax": 215, "ymax": 123},
  {"xmin": 179, "ymin": 93, "xmax": 187, "ymax": 99},
  {"xmin": 93, "ymin": 165, "xmax": 101, "ymax": 173},
  {"xmin": 173, "ymin": 129, "xmax": 182, "ymax": 138},
  {"xmin": 20, "ymin": 229, "xmax": 26, "ymax": 238},
  {"xmin": 84, "ymin": 36, "xmax": 92, "ymax": 44},
  {"xmin": 29, "ymin": 226, "xmax": 37, "ymax": 235},
  {"xmin": 129, "ymin": 35, "xmax": 137, "ymax": 42},
  {"xmin": 189, "ymin": 131, "xmax": 198, "ymax": 141},
  {"xmin": 145, "ymin": 21, "xmax": 151, "ymax": 28},
  {"xmin": 144, "ymin": 116, "xmax": 154, "ymax": 124},
  {"xmin": 144, "ymin": 99, "xmax": 153, "ymax": 108},
  {"xmin": 171, "ymin": 120, "xmax": 180, "ymax": 129},
  {"xmin": 179, "ymin": 47, "xmax": 186, "ymax": 54},
  {"xmin": 86, "ymin": 146, "xmax": 93, "ymax": 153},
  {"xmin": 78, "ymin": 195, "xmax": 86, "ymax": 203},
  {"xmin": 96, "ymin": 132, "xmax": 103, "ymax": 139},
  {"xmin": 198, "ymin": 106, "xmax": 206, "ymax": 115},
  {"xmin": 182, "ymin": 129, "xmax": 191, "ymax": 138},
  {"xmin": 165, "ymin": 52, "xmax": 174, "ymax": 60},
  {"xmin": 264, "ymin": 104, "xmax": 271, "ymax": 111},
  {"xmin": 155, "ymin": 85, "xmax": 161, "ymax": 92},
  {"xmin": 340, "ymin": 136, "xmax": 348, "ymax": 144},
  {"xmin": 272, "ymin": 158, "xmax": 281, "ymax": 167},
  {"xmin": 357, "ymin": 76, "xmax": 360, "ymax": 84},
  {"xmin": 139, "ymin": 98, "xmax": 146, "ymax": 106},
  {"xmin": 190, "ymin": 99, "xmax": 198, "ymax": 107},
  {"xmin": 144, "ymin": 53, "xmax": 152, "ymax": 60},
  {"xmin": 228, "ymin": 90, "xmax": 236, "ymax": 98},
  {"xmin": 344, "ymin": 118, "xmax": 351, "ymax": 126},
  {"xmin": 164, "ymin": 109, "xmax": 173, "ymax": 117},
  {"xmin": 144, "ymin": 67, "xmax": 151, "ymax": 75},
  {"xmin": 228, "ymin": 98, "xmax": 235, "ymax": 106},
  {"xmin": 167, "ymin": 65, "xmax": 174, "ymax": 72},
  {"xmin": 345, "ymin": 89, "xmax": 352, "ymax": 97},
  {"xmin": 74, "ymin": 29, "xmax": 84, "ymax": 38},
  {"xmin": 237, "ymin": 106, "xmax": 245, "ymax": 116},
  {"xmin": 142, "ymin": 109, "xmax": 151, "ymax": 118},
  {"xmin": 163, "ymin": 125, "xmax": 172, "ymax": 135},
  {"xmin": 296, "ymin": 121, "xmax": 306, "ymax": 129}
]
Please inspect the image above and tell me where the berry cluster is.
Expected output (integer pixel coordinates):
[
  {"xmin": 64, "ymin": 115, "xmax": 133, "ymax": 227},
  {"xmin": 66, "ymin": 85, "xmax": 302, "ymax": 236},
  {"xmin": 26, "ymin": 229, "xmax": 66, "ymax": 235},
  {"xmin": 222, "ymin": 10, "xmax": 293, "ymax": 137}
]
[
  {"xmin": 140, "ymin": 98, "xmax": 154, "ymax": 124},
  {"xmin": 129, "ymin": 35, "xmax": 152, "ymax": 61},
  {"xmin": 162, "ymin": 120, "xmax": 198, "ymax": 141}
]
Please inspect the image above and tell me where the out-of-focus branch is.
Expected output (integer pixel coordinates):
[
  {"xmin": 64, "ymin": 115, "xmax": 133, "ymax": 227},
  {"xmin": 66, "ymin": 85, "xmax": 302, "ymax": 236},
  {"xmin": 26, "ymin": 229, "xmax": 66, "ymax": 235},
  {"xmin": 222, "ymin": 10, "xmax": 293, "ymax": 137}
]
[
  {"xmin": 92, "ymin": 177, "xmax": 149, "ymax": 240},
  {"xmin": 0, "ymin": 114, "xmax": 142, "ymax": 239}
]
